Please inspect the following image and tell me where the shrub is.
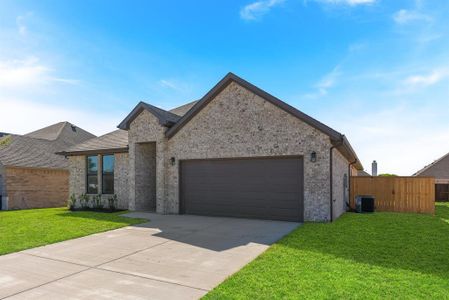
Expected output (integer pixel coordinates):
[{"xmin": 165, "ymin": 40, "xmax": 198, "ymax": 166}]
[
  {"xmin": 67, "ymin": 193, "xmax": 77, "ymax": 210},
  {"xmin": 93, "ymin": 194, "xmax": 103, "ymax": 209},
  {"xmin": 108, "ymin": 194, "xmax": 118, "ymax": 211},
  {"xmin": 80, "ymin": 193, "xmax": 90, "ymax": 209}
]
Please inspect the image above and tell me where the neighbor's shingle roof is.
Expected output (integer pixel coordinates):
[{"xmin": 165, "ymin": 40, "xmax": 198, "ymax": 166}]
[
  {"xmin": 358, "ymin": 170, "xmax": 371, "ymax": 176},
  {"xmin": 59, "ymin": 130, "xmax": 128, "ymax": 155},
  {"xmin": 169, "ymin": 100, "xmax": 199, "ymax": 116},
  {"xmin": 0, "ymin": 122, "xmax": 95, "ymax": 169},
  {"xmin": 25, "ymin": 121, "xmax": 95, "ymax": 144},
  {"xmin": 0, "ymin": 135, "xmax": 73, "ymax": 169},
  {"xmin": 414, "ymin": 151, "xmax": 449, "ymax": 179}
]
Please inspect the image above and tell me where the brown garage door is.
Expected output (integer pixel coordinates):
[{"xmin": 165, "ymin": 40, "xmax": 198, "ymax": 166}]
[{"xmin": 180, "ymin": 157, "xmax": 303, "ymax": 222}]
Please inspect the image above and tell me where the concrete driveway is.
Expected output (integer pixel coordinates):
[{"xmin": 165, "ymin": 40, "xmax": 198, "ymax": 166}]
[{"xmin": 0, "ymin": 213, "xmax": 299, "ymax": 300}]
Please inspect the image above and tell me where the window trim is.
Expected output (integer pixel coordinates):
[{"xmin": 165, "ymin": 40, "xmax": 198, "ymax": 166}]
[
  {"xmin": 86, "ymin": 155, "xmax": 99, "ymax": 194},
  {"xmin": 101, "ymin": 154, "xmax": 115, "ymax": 195}
]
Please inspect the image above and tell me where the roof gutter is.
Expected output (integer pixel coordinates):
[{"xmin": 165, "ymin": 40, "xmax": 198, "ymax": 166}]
[{"xmin": 55, "ymin": 147, "xmax": 129, "ymax": 157}]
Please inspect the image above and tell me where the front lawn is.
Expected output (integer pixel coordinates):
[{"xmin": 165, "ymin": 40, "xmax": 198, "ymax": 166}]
[
  {"xmin": 205, "ymin": 203, "xmax": 449, "ymax": 299},
  {"xmin": 0, "ymin": 208, "xmax": 146, "ymax": 255}
]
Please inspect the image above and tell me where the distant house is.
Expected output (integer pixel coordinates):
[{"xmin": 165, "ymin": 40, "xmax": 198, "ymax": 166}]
[
  {"xmin": 414, "ymin": 152, "xmax": 449, "ymax": 201},
  {"xmin": 0, "ymin": 132, "xmax": 10, "ymax": 138},
  {"xmin": 0, "ymin": 122, "xmax": 95, "ymax": 210},
  {"xmin": 358, "ymin": 170, "xmax": 371, "ymax": 176}
]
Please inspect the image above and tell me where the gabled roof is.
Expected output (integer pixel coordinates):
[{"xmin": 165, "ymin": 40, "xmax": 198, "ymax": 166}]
[
  {"xmin": 169, "ymin": 100, "xmax": 199, "ymax": 117},
  {"xmin": 165, "ymin": 73, "xmax": 343, "ymax": 141},
  {"xmin": 414, "ymin": 151, "xmax": 449, "ymax": 179},
  {"xmin": 0, "ymin": 122, "xmax": 95, "ymax": 169},
  {"xmin": 116, "ymin": 72, "xmax": 363, "ymax": 170},
  {"xmin": 118, "ymin": 102, "xmax": 181, "ymax": 130},
  {"xmin": 58, "ymin": 130, "xmax": 128, "ymax": 156},
  {"xmin": 164, "ymin": 72, "xmax": 362, "ymax": 170}
]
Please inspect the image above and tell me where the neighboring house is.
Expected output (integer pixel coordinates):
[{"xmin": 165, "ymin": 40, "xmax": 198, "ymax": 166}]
[
  {"xmin": 60, "ymin": 73, "xmax": 363, "ymax": 222},
  {"xmin": 0, "ymin": 122, "xmax": 95, "ymax": 210},
  {"xmin": 414, "ymin": 152, "xmax": 449, "ymax": 201},
  {"xmin": 358, "ymin": 170, "xmax": 371, "ymax": 176},
  {"xmin": 0, "ymin": 132, "xmax": 11, "ymax": 138}
]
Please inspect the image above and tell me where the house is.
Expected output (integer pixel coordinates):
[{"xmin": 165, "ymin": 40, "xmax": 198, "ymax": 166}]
[
  {"xmin": 60, "ymin": 73, "xmax": 363, "ymax": 222},
  {"xmin": 0, "ymin": 122, "xmax": 95, "ymax": 210},
  {"xmin": 358, "ymin": 170, "xmax": 371, "ymax": 176},
  {"xmin": 414, "ymin": 152, "xmax": 449, "ymax": 201}
]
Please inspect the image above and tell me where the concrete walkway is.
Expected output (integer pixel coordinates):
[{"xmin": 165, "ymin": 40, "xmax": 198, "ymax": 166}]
[{"xmin": 0, "ymin": 213, "xmax": 299, "ymax": 300}]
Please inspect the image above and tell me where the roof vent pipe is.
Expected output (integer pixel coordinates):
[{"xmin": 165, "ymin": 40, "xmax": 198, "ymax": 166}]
[{"xmin": 372, "ymin": 160, "xmax": 378, "ymax": 176}]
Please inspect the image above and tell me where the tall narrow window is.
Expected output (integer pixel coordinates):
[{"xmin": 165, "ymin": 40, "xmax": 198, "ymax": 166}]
[
  {"xmin": 86, "ymin": 155, "xmax": 98, "ymax": 194},
  {"xmin": 102, "ymin": 155, "xmax": 114, "ymax": 194}
]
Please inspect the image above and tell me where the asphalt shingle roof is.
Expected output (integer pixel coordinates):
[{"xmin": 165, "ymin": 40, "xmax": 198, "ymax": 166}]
[
  {"xmin": 0, "ymin": 122, "xmax": 95, "ymax": 169},
  {"xmin": 169, "ymin": 100, "xmax": 199, "ymax": 116},
  {"xmin": 59, "ymin": 130, "xmax": 128, "ymax": 155},
  {"xmin": 414, "ymin": 151, "xmax": 449, "ymax": 179}
]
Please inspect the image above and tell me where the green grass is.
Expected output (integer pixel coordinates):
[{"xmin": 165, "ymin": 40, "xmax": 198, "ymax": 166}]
[
  {"xmin": 0, "ymin": 208, "xmax": 146, "ymax": 255},
  {"xmin": 205, "ymin": 203, "xmax": 449, "ymax": 299}
]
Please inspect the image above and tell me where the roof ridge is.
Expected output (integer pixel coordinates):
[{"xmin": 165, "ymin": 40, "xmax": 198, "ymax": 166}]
[{"xmin": 54, "ymin": 121, "xmax": 70, "ymax": 140}]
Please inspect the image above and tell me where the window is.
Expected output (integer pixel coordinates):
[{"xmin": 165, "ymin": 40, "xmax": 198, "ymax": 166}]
[
  {"xmin": 86, "ymin": 155, "xmax": 98, "ymax": 194},
  {"xmin": 102, "ymin": 155, "xmax": 115, "ymax": 194}
]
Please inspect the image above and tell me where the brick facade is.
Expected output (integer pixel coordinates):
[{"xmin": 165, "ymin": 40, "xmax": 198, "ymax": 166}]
[{"xmin": 4, "ymin": 167, "xmax": 69, "ymax": 209}]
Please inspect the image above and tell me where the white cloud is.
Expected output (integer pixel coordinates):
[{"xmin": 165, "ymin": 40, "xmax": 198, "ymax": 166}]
[
  {"xmin": 393, "ymin": 9, "xmax": 432, "ymax": 25},
  {"xmin": 159, "ymin": 79, "xmax": 179, "ymax": 90},
  {"xmin": 0, "ymin": 57, "xmax": 79, "ymax": 89},
  {"xmin": 240, "ymin": 0, "xmax": 285, "ymax": 21},
  {"xmin": 304, "ymin": 66, "xmax": 341, "ymax": 98},
  {"xmin": 317, "ymin": 0, "xmax": 376, "ymax": 6},
  {"xmin": 16, "ymin": 12, "xmax": 33, "ymax": 36},
  {"xmin": 403, "ymin": 69, "xmax": 448, "ymax": 88},
  {"xmin": 157, "ymin": 78, "xmax": 193, "ymax": 96}
]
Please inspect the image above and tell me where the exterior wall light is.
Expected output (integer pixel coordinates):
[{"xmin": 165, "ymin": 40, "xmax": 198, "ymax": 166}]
[
  {"xmin": 310, "ymin": 151, "xmax": 317, "ymax": 163},
  {"xmin": 170, "ymin": 157, "xmax": 176, "ymax": 166}
]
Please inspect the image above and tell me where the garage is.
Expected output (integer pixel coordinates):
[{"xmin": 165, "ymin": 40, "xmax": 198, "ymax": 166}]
[{"xmin": 179, "ymin": 157, "xmax": 303, "ymax": 222}]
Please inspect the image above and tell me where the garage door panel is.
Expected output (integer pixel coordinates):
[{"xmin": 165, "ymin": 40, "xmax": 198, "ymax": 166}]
[{"xmin": 180, "ymin": 157, "xmax": 303, "ymax": 222}]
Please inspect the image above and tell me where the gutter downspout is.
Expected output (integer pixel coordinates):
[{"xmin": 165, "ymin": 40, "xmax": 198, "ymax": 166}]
[
  {"xmin": 348, "ymin": 159, "xmax": 358, "ymax": 211},
  {"xmin": 329, "ymin": 137, "xmax": 344, "ymax": 222}
]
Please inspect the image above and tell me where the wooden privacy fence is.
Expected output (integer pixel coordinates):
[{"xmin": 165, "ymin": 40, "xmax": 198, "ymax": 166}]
[{"xmin": 350, "ymin": 176, "xmax": 435, "ymax": 214}]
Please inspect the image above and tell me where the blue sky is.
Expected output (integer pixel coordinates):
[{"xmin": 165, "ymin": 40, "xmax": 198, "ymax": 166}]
[{"xmin": 1, "ymin": 0, "xmax": 449, "ymax": 175}]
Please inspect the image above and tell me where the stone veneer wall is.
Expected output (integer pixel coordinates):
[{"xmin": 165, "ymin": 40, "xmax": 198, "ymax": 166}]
[
  {"xmin": 134, "ymin": 143, "xmax": 156, "ymax": 211},
  {"xmin": 165, "ymin": 82, "xmax": 333, "ymax": 221},
  {"xmin": 332, "ymin": 149, "xmax": 350, "ymax": 220},
  {"xmin": 128, "ymin": 110, "xmax": 167, "ymax": 212},
  {"xmin": 68, "ymin": 153, "xmax": 129, "ymax": 209}
]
